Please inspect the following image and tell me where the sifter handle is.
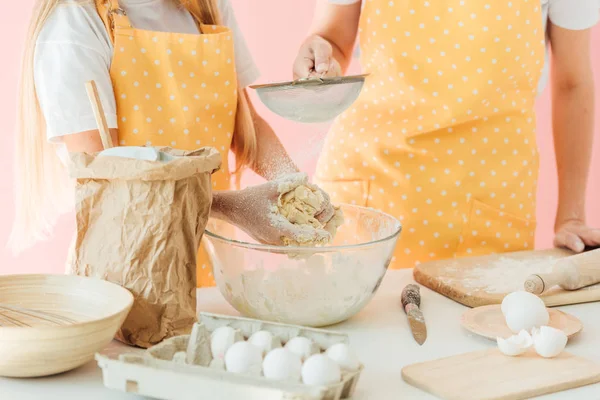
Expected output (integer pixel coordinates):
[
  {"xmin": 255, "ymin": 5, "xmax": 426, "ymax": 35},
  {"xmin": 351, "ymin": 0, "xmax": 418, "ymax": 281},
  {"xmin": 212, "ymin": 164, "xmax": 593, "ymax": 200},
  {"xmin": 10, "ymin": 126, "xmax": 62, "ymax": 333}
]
[{"xmin": 85, "ymin": 80, "xmax": 114, "ymax": 150}]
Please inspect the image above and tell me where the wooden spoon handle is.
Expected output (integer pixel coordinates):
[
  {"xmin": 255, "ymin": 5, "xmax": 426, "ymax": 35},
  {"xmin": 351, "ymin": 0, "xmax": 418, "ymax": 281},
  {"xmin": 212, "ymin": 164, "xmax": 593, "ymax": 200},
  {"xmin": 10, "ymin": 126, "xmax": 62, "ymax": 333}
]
[{"xmin": 85, "ymin": 80, "xmax": 113, "ymax": 150}]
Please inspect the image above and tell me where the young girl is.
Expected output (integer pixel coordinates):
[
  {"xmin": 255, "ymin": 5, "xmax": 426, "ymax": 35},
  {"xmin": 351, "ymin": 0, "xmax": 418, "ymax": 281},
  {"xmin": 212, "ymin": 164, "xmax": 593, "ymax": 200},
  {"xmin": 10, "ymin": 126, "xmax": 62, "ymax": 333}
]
[
  {"xmin": 294, "ymin": 0, "xmax": 599, "ymax": 268},
  {"xmin": 11, "ymin": 0, "xmax": 334, "ymax": 287}
]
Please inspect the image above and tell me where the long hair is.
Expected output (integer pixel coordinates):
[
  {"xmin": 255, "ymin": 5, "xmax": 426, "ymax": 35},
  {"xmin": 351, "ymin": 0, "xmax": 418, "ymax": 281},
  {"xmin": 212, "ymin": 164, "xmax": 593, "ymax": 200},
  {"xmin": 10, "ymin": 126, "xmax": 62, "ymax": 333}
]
[{"xmin": 9, "ymin": 0, "xmax": 257, "ymax": 253}]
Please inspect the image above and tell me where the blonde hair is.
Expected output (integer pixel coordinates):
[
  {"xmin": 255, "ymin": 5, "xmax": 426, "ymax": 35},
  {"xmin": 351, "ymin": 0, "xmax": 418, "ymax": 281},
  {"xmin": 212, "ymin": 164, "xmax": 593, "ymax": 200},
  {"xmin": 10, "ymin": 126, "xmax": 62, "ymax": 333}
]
[{"xmin": 9, "ymin": 0, "xmax": 257, "ymax": 253}]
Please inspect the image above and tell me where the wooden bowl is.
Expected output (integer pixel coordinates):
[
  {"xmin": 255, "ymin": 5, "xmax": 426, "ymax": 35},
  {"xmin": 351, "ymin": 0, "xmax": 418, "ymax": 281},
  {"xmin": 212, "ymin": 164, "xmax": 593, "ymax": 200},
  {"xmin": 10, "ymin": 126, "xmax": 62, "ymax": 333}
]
[
  {"xmin": 0, "ymin": 274, "xmax": 133, "ymax": 377},
  {"xmin": 461, "ymin": 305, "xmax": 583, "ymax": 341}
]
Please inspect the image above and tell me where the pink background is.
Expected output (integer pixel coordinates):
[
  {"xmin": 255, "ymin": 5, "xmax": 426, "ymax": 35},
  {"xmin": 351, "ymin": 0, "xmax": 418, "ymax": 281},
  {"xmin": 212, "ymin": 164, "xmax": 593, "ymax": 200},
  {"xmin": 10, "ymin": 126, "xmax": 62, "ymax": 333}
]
[{"xmin": 0, "ymin": 1, "xmax": 598, "ymax": 275}]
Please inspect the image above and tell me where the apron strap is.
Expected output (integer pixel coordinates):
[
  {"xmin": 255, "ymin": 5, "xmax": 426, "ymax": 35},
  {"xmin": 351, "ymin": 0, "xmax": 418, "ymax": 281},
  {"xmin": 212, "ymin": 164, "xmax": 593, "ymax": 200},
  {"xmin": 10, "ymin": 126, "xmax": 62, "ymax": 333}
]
[{"xmin": 95, "ymin": 0, "xmax": 132, "ymax": 44}]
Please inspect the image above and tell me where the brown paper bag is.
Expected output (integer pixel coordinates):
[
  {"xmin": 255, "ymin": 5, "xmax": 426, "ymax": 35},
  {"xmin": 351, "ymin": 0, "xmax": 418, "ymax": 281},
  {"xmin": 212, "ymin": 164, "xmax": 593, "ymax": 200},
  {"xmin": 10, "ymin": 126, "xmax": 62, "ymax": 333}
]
[{"xmin": 68, "ymin": 147, "xmax": 221, "ymax": 348}]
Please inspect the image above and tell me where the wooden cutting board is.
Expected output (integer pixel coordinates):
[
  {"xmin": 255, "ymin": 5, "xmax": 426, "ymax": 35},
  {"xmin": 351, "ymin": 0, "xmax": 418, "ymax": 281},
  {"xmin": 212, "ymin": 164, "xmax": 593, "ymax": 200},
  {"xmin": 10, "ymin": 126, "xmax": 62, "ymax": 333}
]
[
  {"xmin": 413, "ymin": 248, "xmax": 600, "ymax": 308},
  {"xmin": 402, "ymin": 349, "xmax": 600, "ymax": 400}
]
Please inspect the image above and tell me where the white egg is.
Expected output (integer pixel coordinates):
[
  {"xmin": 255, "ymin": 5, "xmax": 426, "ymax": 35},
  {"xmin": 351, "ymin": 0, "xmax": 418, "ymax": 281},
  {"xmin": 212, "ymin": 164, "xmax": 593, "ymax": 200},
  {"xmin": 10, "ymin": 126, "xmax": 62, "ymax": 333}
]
[
  {"xmin": 172, "ymin": 351, "xmax": 187, "ymax": 364},
  {"xmin": 210, "ymin": 326, "xmax": 243, "ymax": 360},
  {"xmin": 224, "ymin": 341, "xmax": 263, "ymax": 375},
  {"xmin": 501, "ymin": 291, "xmax": 547, "ymax": 317},
  {"xmin": 497, "ymin": 330, "xmax": 533, "ymax": 357},
  {"xmin": 248, "ymin": 331, "xmax": 282, "ymax": 357},
  {"xmin": 533, "ymin": 326, "xmax": 568, "ymax": 358},
  {"xmin": 209, "ymin": 358, "xmax": 225, "ymax": 370},
  {"xmin": 284, "ymin": 337, "xmax": 319, "ymax": 362},
  {"xmin": 301, "ymin": 354, "xmax": 342, "ymax": 386},
  {"xmin": 262, "ymin": 348, "xmax": 302, "ymax": 382},
  {"xmin": 501, "ymin": 291, "xmax": 549, "ymax": 333},
  {"xmin": 325, "ymin": 343, "xmax": 360, "ymax": 371}
]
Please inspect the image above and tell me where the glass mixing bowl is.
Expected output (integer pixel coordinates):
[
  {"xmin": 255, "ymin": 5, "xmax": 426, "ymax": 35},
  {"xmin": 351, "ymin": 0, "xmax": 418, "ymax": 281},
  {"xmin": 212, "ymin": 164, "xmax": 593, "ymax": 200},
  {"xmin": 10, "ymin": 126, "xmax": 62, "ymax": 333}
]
[{"xmin": 204, "ymin": 204, "xmax": 402, "ymax": 327}]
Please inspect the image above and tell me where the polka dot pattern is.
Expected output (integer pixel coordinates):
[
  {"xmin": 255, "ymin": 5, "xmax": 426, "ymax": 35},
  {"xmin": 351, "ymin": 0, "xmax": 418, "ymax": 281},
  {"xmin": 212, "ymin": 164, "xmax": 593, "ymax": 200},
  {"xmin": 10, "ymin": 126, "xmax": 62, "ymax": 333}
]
[
  {"xmin": 99, "ymin": 3, "xmax": 238, "ymax": 288},
  {"xmin": 315, "ymin": 0, "xmax": 544, "ymax": 269}
]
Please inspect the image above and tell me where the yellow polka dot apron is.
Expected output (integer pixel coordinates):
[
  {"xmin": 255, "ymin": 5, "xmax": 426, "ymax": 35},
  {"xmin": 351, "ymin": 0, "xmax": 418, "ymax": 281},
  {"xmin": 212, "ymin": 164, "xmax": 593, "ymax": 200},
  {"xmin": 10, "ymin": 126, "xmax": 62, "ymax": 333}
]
[
  {"xmin": 315, "ymin": 0, "xmax": 545, "ymax": 268},
  {"xmin": 97, "ymin": 0, "xmax": 237, "ymax": 287}
]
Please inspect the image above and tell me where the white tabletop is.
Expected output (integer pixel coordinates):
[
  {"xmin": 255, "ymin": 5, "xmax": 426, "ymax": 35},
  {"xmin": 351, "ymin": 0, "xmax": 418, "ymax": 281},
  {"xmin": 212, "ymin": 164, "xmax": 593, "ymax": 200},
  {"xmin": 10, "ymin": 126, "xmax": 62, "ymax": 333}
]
[{"xmin": 2, "ymin": 270, "xmax": 600, "ymax": 400}]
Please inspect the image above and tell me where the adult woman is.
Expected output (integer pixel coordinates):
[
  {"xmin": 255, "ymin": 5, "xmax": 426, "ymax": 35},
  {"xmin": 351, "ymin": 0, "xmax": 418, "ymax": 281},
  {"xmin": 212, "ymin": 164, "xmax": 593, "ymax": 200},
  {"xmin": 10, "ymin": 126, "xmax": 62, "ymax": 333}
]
[
  {"xmin": 10, "ymin": 0, "xmax": 333, "ymax": 286},
  {"xmin": 294, "ymin": 0, "xmax": 599, "ymax": 268}
]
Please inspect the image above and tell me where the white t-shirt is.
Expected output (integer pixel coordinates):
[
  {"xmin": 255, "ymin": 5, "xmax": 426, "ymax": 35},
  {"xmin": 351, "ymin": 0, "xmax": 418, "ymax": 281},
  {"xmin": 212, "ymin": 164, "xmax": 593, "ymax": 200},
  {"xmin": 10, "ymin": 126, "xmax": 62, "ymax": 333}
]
[
  {"xmin": 330, "ymin": 0, "xmax": 599, "ymax": 95},
  {"xmin": 34, "ymin": 0, "xmax": 260, "ymax": 147}
]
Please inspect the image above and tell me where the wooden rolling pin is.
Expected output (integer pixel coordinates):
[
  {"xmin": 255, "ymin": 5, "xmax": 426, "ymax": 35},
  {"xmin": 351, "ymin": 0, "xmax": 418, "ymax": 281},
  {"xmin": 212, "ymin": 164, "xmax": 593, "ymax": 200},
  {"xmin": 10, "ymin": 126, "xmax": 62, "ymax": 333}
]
[{"xmin": 524, "ymin": 249, "xmax": 600, "ymax": 294}]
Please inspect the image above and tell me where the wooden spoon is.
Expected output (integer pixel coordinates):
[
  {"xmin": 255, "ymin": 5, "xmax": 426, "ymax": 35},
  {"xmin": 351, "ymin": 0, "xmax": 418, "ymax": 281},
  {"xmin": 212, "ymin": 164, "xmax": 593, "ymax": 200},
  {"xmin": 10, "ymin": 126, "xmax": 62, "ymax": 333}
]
[{"xmin": 85, "ymin": 80, "xmax": 114, "ymax": 150}]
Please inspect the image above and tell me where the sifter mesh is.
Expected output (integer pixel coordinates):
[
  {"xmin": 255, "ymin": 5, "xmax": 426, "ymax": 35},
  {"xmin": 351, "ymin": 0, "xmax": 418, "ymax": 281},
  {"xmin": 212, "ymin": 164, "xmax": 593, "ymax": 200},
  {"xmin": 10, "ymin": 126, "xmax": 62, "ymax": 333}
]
[{"xmin": 250, "ymin": 75, "xmax": 367, "ymax": 124}]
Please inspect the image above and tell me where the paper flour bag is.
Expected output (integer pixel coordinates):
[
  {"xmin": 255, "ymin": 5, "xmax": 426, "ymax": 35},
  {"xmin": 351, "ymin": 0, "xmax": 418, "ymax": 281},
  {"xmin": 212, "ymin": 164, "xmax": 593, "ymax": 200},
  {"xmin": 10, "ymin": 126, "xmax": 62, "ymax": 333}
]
[{"xmin": 68, "ymin": 147, "xmax": 221, "ymax": 348}]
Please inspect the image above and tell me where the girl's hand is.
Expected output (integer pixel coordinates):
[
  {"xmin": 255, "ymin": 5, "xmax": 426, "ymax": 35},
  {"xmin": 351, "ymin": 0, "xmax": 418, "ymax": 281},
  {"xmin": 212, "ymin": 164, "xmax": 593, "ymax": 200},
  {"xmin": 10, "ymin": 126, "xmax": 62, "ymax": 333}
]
[
  {"xmin": 273, "ymin": 172, "xmax": 336, "ymax": 226},
  {"xmin": 554, "ymin": 219, "xmax": 600, "ymax": 253},
  {"xmin": 293, "ymin": 35, "xmax": 342, "ymax": 80},
  {"xmin": 315, "ymin": 188, "xmax": 335, "ymax": 225}
]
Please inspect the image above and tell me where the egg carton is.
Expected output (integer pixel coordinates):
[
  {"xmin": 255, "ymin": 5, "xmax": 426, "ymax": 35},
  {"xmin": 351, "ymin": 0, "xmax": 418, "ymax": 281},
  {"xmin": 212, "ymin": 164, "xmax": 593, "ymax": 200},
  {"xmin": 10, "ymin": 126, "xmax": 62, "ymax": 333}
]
[{"xmin": 96, "ymin": 312, "xmax": 362, "ymax": 400}]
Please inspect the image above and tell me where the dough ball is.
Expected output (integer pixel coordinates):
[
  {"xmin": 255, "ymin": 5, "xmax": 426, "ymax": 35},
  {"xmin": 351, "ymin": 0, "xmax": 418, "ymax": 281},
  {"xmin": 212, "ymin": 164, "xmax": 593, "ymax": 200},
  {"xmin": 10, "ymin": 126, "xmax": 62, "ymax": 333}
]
[
  {"xmin": 323, "ymin": 207, "xmax": 344, "ymax": 239},
  {"xmin": 248, "ymin": 330, "xmax": 282, "ymax": 357},
  {"xmin": 262, "ymin": 348, "xmax": 302, "ymax": 382},
  {"xmin": 210, "ymin": 326, "xmax": 243, "ymax": 360},
  {"xmin": 501, "ymin": 291, "xmax": 549, "ymax": 333},
  {"xmin": 284, "ymin": 337, "xmax": 319, "ymax": 362},
  {"xmin": 301, "ymin": 354, "xmax": 342, "ymax": 386},
  {"xmin": 325, "ymin": 343, "xmax": 360, "ymax": 371},
  {"xmin": 533, "ymin": 326, "xmax": 568, "ymax": 358},
  {"xmin": 224, "ymin": 341, "xmax": 262, "ymax": 376},
  {"xmin": 273, "ymin": 173, "xmax": 344, "ymax": 247}
]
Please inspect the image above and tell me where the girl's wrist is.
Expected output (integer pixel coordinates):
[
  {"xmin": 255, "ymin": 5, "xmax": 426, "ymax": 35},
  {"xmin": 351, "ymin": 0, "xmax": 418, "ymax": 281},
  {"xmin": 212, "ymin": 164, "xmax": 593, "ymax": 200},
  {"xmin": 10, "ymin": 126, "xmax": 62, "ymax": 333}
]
[
  {"xmin": 211, "ymin": 191, "xmax": 234, "ymax": 223},
  {"xmin": 258, "ymin": 157, "xmax": 300, "ymax": 181},
  {"xmin": 272, "ymin": 164, "xmax": 300, "ymax": 179}
]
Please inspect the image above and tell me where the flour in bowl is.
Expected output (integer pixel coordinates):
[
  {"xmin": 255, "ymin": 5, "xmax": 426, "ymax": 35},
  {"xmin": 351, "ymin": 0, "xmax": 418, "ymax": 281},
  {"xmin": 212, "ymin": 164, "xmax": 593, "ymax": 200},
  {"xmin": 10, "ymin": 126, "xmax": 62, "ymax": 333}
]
[{"xmin": 217, "ymin": 251, "xmax": 389, "ymax": 327}]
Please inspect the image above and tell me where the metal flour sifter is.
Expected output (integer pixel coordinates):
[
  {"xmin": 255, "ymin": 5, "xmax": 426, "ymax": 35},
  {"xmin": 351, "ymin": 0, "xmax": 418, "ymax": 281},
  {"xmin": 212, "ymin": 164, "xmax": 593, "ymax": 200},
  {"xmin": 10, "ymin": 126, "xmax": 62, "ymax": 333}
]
[{"xmin": 250, "ymin": 74, "xmax": 367, "ymax": 123}]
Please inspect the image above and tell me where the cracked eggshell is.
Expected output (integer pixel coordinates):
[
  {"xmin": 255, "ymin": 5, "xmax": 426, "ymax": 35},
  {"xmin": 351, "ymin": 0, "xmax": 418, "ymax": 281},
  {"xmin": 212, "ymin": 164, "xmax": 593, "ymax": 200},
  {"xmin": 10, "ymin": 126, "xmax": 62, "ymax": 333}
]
[
  {"xmin": 497, "ymin": 330, "xmax": 533, "ymax": 357},
  {"xmin": 284, "ymin": 337, "xmax": 319, "ymax": 362},
  {"xmin": 501, "ymin": 291, "xmax": 547, "ymax": 317},
  {"xmin": 325, "ymin": 343, "xmax": 360, "ymax": 371},
  {"xmin": 533, "ymin": 326, "xmax": 568, "ymax": 358},
  {"xmin": 501, "ymin": 291, "xmax": 541, "ymax": 316},
  {"xmin": 501, "ymin": 291, "xmax": 549, "ymax": 333},
  {"xmin": 210, "ymin": 326, "xmax": 243, "ymax": 360},
  {"xmin": 248, "ymin": 331, "xmax": 282, "ymax": 358}
]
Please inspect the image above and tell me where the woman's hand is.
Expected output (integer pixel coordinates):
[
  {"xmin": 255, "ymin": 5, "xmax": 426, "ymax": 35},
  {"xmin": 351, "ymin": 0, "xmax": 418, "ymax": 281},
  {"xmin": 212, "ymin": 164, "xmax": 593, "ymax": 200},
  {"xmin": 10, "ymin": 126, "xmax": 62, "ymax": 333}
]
[
  {"xmin": 293, "ymin": 35, "xmax": 342, "ymax": 79},
  {"xmin": 554, "ymin": 219, "xmax": 600, "ymax": 253},
  {"xmin": 293, "ymin": 1, "xmax": 361, "ymax": 79}
]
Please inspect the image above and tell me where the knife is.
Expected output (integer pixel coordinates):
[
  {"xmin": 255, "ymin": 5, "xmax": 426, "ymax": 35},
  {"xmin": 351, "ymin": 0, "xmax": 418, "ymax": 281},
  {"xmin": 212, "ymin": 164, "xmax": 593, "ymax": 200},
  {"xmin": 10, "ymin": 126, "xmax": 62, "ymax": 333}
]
[{"xmin": 401, "ymin": 284, "xmax": 427, "ymax": 345}]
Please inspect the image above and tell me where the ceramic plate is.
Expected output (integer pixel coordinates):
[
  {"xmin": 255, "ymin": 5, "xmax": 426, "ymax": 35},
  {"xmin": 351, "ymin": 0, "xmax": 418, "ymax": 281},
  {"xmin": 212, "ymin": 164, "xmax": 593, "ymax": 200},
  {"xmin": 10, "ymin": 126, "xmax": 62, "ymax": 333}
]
[{"xmin": 461, "ymin": 305, "xmax": 583, "ymax": 340}]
